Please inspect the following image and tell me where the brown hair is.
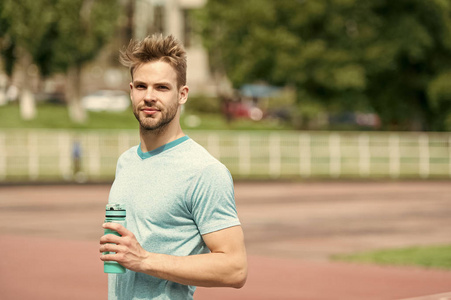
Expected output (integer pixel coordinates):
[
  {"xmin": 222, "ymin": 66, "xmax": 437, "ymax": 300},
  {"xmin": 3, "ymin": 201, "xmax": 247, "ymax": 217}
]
[{"xmin": 119, "ymin": 34, "xmax": 187, "ymax": 88}]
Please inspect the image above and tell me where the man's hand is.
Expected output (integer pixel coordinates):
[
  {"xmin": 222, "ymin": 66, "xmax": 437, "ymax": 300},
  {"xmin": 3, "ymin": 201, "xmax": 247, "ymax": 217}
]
[
  {"xmin": 100, "ymin": 224, "xmax": 247, "ymax": 288},
  {"xmin": 99, "ymin": 223, "xmax": 149, "ymax": 272}
]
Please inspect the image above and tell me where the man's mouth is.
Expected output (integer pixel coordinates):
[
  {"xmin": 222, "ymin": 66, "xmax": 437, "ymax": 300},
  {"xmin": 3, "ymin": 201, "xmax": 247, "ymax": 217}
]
[{"xmin": 141, "ymin": 107, "xmax": 160, "ymax": 115}]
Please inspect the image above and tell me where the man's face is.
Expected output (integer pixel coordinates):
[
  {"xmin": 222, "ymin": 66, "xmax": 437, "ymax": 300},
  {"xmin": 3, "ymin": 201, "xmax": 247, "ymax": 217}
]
[{"xmin": 130, "ymin": 60, "xmax": 188, "ymax": 133}]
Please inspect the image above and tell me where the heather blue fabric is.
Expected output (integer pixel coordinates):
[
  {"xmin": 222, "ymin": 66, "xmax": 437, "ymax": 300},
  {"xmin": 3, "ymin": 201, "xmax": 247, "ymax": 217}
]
[{"xmin": 107, "ymin": 136, "xmax": 240, "ymax": 300}]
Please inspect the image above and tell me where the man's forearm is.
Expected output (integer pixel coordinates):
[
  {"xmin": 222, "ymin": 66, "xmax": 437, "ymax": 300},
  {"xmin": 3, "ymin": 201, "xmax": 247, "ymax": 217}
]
[
  {"xmin": 100, "ymin": 224, "xmax": 248, "ymax": 288},
  {"xmin": 139, "ymin": 251, "xmax": 247, "ymax": 288}
]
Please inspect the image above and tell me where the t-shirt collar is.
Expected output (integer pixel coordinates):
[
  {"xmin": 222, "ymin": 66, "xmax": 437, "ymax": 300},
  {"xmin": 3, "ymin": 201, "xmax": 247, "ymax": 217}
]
[{"xmin": 137, "ymin": 135, "xmax": 190, "ymax": 159}]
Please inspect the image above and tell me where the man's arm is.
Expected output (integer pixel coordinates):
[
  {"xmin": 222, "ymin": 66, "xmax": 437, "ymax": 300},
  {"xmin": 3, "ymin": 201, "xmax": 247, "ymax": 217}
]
[{"xmin": 99, "ymin": 223, "xmax": 247, "ymax": 288}]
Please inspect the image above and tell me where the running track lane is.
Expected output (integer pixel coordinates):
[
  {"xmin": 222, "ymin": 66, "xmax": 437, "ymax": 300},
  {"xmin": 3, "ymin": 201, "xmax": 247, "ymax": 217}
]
[{"xmin": 1, "ymin": 235, "xmax": 450, "ymax": 300}]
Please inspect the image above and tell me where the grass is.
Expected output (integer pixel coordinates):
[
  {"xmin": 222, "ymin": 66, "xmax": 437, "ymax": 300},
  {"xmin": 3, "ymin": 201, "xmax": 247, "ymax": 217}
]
[
  {"xmin": 333, "ymin": 245, "xmax": 451, "ymax": 270},
  {"xmin": 0, "ymin": 103, "xmax": 293, "ymax": 131},
  {"xmin": 0, "ymin": 103, "xmax": 137, "ymax": 129}
]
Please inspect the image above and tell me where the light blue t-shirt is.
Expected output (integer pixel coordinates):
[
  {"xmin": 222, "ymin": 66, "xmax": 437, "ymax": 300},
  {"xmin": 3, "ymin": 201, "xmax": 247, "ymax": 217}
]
[{"xmin": 107, "ymin": 136, "xmax": 241, "ymax": 300}]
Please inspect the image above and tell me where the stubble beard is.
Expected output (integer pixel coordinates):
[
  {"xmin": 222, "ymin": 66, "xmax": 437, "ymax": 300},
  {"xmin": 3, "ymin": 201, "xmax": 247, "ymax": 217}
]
[{"xmin": 133, "ymin": 101, "xmax": 179, "ymax": 135}]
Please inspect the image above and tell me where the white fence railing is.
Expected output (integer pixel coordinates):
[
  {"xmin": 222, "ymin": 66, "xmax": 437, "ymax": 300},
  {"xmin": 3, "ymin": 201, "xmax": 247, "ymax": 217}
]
[{"xmin": 0, "ymin": 129, "xmax": 450, "ymax": 181}]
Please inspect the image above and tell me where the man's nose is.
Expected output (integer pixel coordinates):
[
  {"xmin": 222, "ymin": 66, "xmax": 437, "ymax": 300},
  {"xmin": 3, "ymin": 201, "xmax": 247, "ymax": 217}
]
[{"xmin": 144, "ymin": 88, "xmax": 157, "ymax": 102}]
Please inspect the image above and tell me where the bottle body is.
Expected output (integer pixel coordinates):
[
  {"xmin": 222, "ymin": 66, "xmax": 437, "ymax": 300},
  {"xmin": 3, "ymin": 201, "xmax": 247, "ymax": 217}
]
[{"xmin": 104, "ymin": 204, "xmax": 127, "ymax": 274}]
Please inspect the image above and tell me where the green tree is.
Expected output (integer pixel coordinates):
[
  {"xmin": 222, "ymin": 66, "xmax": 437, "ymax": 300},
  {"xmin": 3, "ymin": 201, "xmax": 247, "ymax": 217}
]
[
  {"xmin": 362, "ymin": 0, "xmax": 451, "ymax": 131},
  {"xmin": 0, "ymin": 0, "xmax": 16, "ymax": 79},
  {"xmin": 1, "ymin": 0, "xmax": 120, "ymax": 123},
  {"xmin": 200, "ymin": 0, "xmax": 451, "ymax": 131},
  {"xmin": 1, "ymin": 0, "xmax": 58, "ymax": 119},
  {"xmin": 0, "ymin": 0, "xmax": 16, "ymax": 106},
  {"xmin": 49, "ymin": 0, "xmax": 120, "ymax": 123}
]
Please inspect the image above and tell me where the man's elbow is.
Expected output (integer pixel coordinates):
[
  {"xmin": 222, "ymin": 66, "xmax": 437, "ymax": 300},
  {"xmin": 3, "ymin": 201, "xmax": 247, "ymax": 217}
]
[
  {"xmin": 231, "ymin": 273, "xmax": 247, "ymax": 289},
  {"xmin": 230, "ymin": 264, "xmax": 247, "ymax": 289}
]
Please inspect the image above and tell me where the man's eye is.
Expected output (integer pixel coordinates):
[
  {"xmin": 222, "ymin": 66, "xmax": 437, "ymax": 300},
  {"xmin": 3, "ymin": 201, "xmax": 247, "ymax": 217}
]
[
  {"xmin": 135, "ymin": 84, "xmax": 146, "ymax": 89},
  {"xmin": 158, "ymin": 85, "xmax": 169, "ymax": 90}
]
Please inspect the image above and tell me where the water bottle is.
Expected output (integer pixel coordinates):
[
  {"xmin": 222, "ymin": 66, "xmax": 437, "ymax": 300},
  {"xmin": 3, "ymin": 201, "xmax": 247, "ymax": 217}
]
[{"xmin": 104, "ymin": 203, "xmax": 127, "ymax": 274}]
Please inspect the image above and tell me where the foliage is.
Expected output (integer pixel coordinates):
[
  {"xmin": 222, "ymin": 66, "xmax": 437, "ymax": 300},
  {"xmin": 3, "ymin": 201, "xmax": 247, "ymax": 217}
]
[
  {"xmin": 0, "ymin": 0, "xmax": 121, "ymax": 123},
  {"xmin": 184, "ymin": 95, "xmax": 222, "ymax": 114},
  {"xmin": 427, "ymin": 71, "xmax": 451, "ymax": 129},
  {"xmin": 50, "ymin": 0, "xmax": 120, "ymax": 72},
  {"xmin": 200, "ymin": 0, "xmax": 451, "ymax": 131},
  {"xmin": 333, "ymin": 245, "xmax": 451, "ymax": 270},
  {"xmin": 1, "ymin": 0, "xmax": 120, "ymax": 76},
  {"xmin": 0, "ymin": 0, "xmax": 16, "ymax": 77},
  {"xmin": 1, "ymin": 0, "xmax": 55, "ymax": 68}
]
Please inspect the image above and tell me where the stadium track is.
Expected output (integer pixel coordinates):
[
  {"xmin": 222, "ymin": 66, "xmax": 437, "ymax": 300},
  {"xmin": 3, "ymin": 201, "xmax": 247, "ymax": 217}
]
[{"xmin": 1, "ymin": 181, "xmax": 450, "ymax": 299}]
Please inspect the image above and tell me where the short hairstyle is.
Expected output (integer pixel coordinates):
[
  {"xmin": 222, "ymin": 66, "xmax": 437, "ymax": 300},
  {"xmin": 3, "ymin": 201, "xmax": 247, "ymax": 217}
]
[{"xmin": 119, "ymin": 34, "xmax": 187, "ymax": 88}]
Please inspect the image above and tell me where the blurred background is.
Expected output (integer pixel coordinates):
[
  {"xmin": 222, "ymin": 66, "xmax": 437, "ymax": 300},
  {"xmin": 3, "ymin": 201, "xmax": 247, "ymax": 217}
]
[
  {"xmin": 1, "ymin": 0, "xmax": 451, "ymax": 182},
  {"xmin": 1, "ymin": 1, "xmax": 451, "ymax": 299}
]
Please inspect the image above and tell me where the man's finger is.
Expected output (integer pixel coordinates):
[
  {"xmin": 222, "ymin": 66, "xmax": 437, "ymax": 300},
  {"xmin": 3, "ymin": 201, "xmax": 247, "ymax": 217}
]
[
  {"xmin": 103, "ymin": 222, "xmax": 130, "ymax": 236},
  {"xmin": 99, "ymin": 243, "xmax": 121, "ymax": 254},
  {"xmin": 100, "ymin": 233, "xmax": 122, "ymax": 245},
  {"xmin": 100, "ymin": 253, "xmax": 119, "ymax": 262}
]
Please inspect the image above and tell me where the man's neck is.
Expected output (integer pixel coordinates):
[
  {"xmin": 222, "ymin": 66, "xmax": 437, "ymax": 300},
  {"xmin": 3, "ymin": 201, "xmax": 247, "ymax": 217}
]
[{"xmin": 139, "ymin": 125, "xmax": 185, "ymax": 153}]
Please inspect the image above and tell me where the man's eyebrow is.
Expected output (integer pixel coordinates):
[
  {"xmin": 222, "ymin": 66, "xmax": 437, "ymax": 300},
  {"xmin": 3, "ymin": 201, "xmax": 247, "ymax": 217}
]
[
  {"xmin": 152, "ymin": 81, "xmax": 175, "ymax": 89},
  {"xmin": 154, "ymin": 81, "xmax": 172, "ymax": 86},
  {"xmin": 132, "ymin": 80, "xmax": 173, "ymax": 86},
  {"xmin": 132, "ymin": 80, "xmax": 146, "ymax": 85}
]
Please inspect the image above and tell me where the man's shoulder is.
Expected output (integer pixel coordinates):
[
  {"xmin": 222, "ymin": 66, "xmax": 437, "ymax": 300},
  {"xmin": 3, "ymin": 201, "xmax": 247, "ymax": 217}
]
[
  {"xmin": 182, "ymin": 140, "xmax": 232, "ymax": 183},
  {"xmin": 120, "ymin": 145, "xmax": 139, "ymax": 157},
  {"xmin": 183, "ymin": 138, "xmax": 225, "ymax": 168},
  {"xmin": 117, "ymin": 145, "xmax": 139, "ymax": 164},
  {"xmin": 183, "ymin": 138, "xmax": 215, "ymax": 158}
]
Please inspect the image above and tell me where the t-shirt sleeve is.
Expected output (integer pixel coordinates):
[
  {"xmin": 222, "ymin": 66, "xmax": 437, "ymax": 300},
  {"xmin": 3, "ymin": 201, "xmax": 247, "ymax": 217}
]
[{"xmin": 190, "ymin": 163, "xmax": 241, "ymax": 235}]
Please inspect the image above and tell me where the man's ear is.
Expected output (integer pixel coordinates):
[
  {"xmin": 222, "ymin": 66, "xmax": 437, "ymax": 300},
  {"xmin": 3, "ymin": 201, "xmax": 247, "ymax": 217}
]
[
  {"xmin": 178, "ymin": 85, "xmax": 189, "ymax": 105},
  {"xmin": 129, "ymin": 82, "xmax": 133, "ymax": 100}
]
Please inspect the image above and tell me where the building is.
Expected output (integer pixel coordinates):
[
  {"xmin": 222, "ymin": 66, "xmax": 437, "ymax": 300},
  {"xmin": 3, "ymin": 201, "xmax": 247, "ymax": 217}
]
[
  {"xmin": 134, "ymin": 0, "xmax": 216, "ymax": 96},
  {"xmin": 0, "ymin": 0, "xmax": 218, "ymax": 108}
]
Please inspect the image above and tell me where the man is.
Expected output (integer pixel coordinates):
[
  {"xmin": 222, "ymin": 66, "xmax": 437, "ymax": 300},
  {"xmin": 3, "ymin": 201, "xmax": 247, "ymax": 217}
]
[{"xmin": 99, "ymin": 34, "xmax": 247, "ymax": 300}]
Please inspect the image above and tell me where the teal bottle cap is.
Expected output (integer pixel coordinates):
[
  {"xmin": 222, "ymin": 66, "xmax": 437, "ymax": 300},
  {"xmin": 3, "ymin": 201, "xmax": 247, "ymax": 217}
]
[{"xmin": 105, "ymin": 204, "xmax": 126, "ymax": 217}]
